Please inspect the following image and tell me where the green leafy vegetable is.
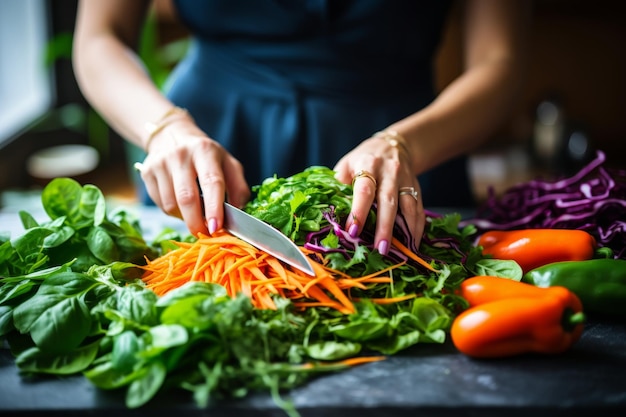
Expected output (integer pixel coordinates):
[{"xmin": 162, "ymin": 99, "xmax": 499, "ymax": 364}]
[
  {"xmin": 0, "ymin": 173, "xmax": 510, "ymax": 415},
  {"xmin": 245, "ymin": 166, "xmax": 355, "ymax": 243}
]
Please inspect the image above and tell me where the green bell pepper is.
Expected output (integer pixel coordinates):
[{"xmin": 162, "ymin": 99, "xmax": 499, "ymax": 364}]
[{"xmin": 522, "ymin": 259, "xmax": 626, "ymax": 316}]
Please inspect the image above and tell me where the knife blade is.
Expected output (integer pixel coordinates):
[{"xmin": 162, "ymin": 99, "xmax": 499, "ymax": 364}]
[{"xmin": 222, "ymin": 203, "xmax": 315, "ymax": 276}]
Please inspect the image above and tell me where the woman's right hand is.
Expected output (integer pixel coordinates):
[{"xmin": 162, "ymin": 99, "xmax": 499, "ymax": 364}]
[{"xmin": 137, "ymin": 116, "xmax": 250, "ymax": 237}]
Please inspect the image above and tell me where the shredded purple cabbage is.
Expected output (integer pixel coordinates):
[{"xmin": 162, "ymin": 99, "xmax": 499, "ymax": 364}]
[
  {"xmin": 303, "ymin": 205, "xmax": 436, "ymax": 271},
  {"xmin": 460, "ymin": 150, "xmax": 626, "ymax": 259}
]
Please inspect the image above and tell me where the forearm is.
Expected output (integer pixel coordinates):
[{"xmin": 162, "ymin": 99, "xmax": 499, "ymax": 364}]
[
  {"xmin": 72, "ymin": 0, "xmax": 178, "ymax": 150},
  {"xmin": 390, "ymin": 56, "xmax": 525, "ymax": 174},
  {"xmin": 389, "ymin": 0, "xmax": 530, "ymax": 175}
]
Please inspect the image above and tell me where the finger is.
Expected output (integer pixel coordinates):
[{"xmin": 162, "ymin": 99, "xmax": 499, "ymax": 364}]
[
  {"xmin": 138, "ymin": 163, "xmax": 163, "ymax": 209},
  {"xmin": 194, "ymin": 141, "xmax": 227, "ymax": 235},
  {"xmin": 171, "ymin": 161, "xmax": 207, "ymax": 236},
  {"xmin": 346, "ymin": 169, "xmax": 378, "ymax": 238},
  {"xmin": 398, "ymin": 183, "xmax": 425, "ymax": 250},
  {"xmin": 333, "ymin": 157, "xmax": 353, "ymax": 185},
  {"xmin": 222, "ymin": 155, "xmax": 250, "ymax": 208},
  {"xmin": 372, "ymin": 176, "xmax": 398, "ymax": 256},
  {"xmin": 143, "ymin": 160, "xmax": 183, "ymax": 219}
]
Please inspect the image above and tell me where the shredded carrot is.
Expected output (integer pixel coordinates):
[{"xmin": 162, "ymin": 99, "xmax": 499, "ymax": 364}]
[
  {"xmin": 329, "ymin": 355, "xmax": 387, "ymax": 367},
  {"xmin": 141, "ymin": 229, "xmax": 423, "ymax": 314},
  {"xmin": 298, "ymin": 355, "xmax": 387, "ymax": 370},
  {"xmin": 390, "ymin": 237, "xmax": 437, "ymax": 272},
  {"xmin": 353, "ymin": 293, "xmax": 417, "ymax": 304}
]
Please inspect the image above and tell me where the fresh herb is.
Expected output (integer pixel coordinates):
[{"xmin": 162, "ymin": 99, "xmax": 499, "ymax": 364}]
[{"xmin": 246, "ymin": 166, "xmax": 356, "ymax": 244}]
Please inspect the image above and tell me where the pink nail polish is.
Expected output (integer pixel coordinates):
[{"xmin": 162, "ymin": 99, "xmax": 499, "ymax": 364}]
[
  {"xmin": 348, "ymin": 223, "xmax": 359, "ymax": 238},
  {"xmin": 377, "ymin": 239, "xmax": 389, "ymax": 255},
  {"xmin": 208, "ymin": 218, "xmax": 217, "ymax": 235}
]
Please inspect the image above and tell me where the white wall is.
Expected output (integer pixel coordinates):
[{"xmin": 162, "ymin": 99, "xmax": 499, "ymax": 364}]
[{"xmin": 0, "ymin": 0, "xmax": 55, "ymax": 149}]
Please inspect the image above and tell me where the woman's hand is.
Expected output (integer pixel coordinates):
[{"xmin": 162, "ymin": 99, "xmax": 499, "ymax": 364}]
[
  {"xmin": 137, "ymin": 117, "xmax": 250, "ymax": 237},
  {"xmin": 334, "ymin": 131, "xmax": 425, "ymax": 255}
]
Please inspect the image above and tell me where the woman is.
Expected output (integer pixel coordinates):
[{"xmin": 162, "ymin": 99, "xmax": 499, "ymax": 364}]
[{"xmin": 72, "ymin": 0, "xmax": 529, "ymax": 254}]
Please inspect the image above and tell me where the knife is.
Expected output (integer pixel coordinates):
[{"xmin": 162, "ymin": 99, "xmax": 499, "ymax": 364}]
[{"xmin": 222, "ymin": 203, "xmax": 316, "ymax": 276}]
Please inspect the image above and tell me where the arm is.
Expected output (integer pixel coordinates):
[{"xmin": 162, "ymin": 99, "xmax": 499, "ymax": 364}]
[
  {"xmin": 392, "ymin": 0, "xmax": 531, "ymax": 172},
  {"xmin": 72, "ymin": 0, "xmax": 249, "ymax": 236},
  {"xmin": 335, "ymin": 0, "xmax": 530, "ymax": 252},
  {"xmin": 73, "ymin": 0, "xmax": 171, "ymax": 147}
]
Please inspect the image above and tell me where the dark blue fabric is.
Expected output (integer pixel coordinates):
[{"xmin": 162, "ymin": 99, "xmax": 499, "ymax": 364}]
[{"xmin": 159, "ymin": 0, "xmax": 474, "ymax": 207}]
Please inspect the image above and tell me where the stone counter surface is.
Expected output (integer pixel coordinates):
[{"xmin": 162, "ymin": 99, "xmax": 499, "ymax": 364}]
[{"xmin": 1, "ymin": 319, "xmax": 625, "ymax": 417}]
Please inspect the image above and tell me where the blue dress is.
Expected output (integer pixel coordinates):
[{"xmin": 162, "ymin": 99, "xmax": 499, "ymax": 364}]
[{"xmin": 161, "ymin": 0, "xmax": 473, "ymax": 207}]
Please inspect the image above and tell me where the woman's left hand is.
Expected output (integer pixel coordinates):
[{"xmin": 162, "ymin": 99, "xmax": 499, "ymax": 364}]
[{"xmin": 334, "ymin": 131, "xmax": 425, "ymax": 255}]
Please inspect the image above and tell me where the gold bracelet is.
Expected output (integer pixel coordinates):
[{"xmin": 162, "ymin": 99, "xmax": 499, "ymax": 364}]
[
  {"xmin": 373, "ymin": 129, "xmax": 410, "ymax": 155},
  {"xmin": 143, "ymin": 106, "xmax": 190, "ymax": 151}
]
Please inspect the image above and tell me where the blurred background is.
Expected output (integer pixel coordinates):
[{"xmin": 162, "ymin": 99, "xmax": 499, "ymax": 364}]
[{"xmin": 0, "ymin": 0, "xmax": 624, "ymax": 210}]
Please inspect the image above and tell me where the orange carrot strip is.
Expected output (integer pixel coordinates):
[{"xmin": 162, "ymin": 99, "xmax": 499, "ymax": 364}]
[
  {"xmin": 255, "ymin": 288, "xmax": 277, "ymax": 310},
  {"xmin": 335, "ymin": 279, "xmax": 370, "ymax": 290},
  {"xmin": 292, "ymin": 301, "xmax": 347, "ymax": 309},
  {"xmin": 318, "ymin": 277, "xmax": 355, "ymax": 313},
  {"xmin": 355, "ymin": 293, "xmax": 417, "ymax": 304},
  {"xmin": 350, "ymin": 262, "xmax": 404, "ymax": 281},
  {"xmin": 190, "ymin": 245, "xmax": 210, "ymax": 281},
  {"xmin": 349, "ymin": 277, "xmax": 393, "ymax": 284},
  {"xmin": 301, "ymin": 274, "xmax": 332, "ymax": 293},
  {"xmin": 248, "ymin": 266, "xmax": 282, "ymax": 293},
  {"xmin": 222, "ymin": 253, "xmax": 256, "ymax": 276},
  {"xmin": 326, "ymin": 355, "xmax": 387, "ymax": 367},
  {"xmin": 296, "ymin": 355, "xmax": 386, "ymax": 370},
  {"xmin": 305, "ymin": 285, "xmax": 347, "ymax": 311},
  {"xmin": 265, "ymin": 257, "xmax": 289, "ymax": 284},
  {"xmin": 391, "ymin": 237, "xmax": 436, "ymax": 272},
  {"xmin": 194, "ymin": 248, "xmax": 231, "ymax": 276},
  {"xmin": 211, "ymin": 256, "xmax": 226, "ymax": 285}
]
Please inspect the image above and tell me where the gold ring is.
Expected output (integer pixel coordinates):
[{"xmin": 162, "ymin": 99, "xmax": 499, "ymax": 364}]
[
  {"xmin": 352, "ymin": 170, "xmax": 377, "ymax": 187},
  {"xmin": 399, "ymin": 186, "xmax": 419, "ymax": 202}
]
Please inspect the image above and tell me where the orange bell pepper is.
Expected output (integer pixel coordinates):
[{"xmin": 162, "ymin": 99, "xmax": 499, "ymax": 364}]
[
  {"xmin": 451, "ymin": 276, "xmax": 585, "ymax": 358},
  {"xmin": 477, "ymin": 229, "xmax": 596, "ymax": 273},
  {"xmin": 459, "ymin": 275, "xmax": 561, "ymax": 307}
]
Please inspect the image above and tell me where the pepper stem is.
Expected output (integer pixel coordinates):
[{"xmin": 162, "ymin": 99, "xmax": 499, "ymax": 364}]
[
  {"xmin": 569, "ymin": 311, "xmax": 586, "ymax": 325},
  {"xmin": 561, "ymin": 309, "xmax": 586, "ymax": 332}
]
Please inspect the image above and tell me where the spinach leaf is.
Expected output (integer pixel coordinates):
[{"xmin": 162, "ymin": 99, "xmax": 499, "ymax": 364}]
[
  {"xmin": 126, "ymin": 360, "xmax": 167, "ymax": 408},
  {"xmin": 15, "ymin": 341, "xmax": 100, "ymax": 375},
  {"xmin": 472, "ymin": 258, "xmax": 523, "ymax": 281},
  {"xmin": 1, "ymin": 178, "xmax": 157, "ymax": 279},
  {"xmin": 0, "ymin": 305, "xmax": 14, "ymax": 336},
  {"xmin": 84, "ymin": 360, "xmax": 140, "ymax": 390},
  {"xmin": 112, "ymin": 330, "xmax": 142, "ymax": 371},
  {"xmin": 41, "ymin": 179, "xmax": 105, "ymax": 230},
  {"xmin": 12, "ymin": 271, "xmax": 100, "ymax": 352},
  {"xmin": 305, "ymin": 341, "xmax": 361, "ymax": 360}
]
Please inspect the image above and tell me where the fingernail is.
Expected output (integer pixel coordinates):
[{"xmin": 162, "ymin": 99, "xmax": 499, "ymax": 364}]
[
  {"xmin": 377, "ymin": 239, "xmax": 389, "ymax": 255},
  {"xmin": 207, "ymin": 218, "xmax": 217, "ymax": 235},
  {"xmin": 348, "ymin": 223, "xmax": 359, "ymax": 238}
]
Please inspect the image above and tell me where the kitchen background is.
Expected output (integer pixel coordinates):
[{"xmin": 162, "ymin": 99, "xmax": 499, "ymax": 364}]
[{"xmin": 0, "ymin": 0, "xmax": 624, "ymax": 211}]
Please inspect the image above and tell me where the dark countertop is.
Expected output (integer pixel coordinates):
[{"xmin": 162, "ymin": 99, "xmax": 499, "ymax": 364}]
[{"xmin": 1, "ymin": 318, "xmax": 625, "ymax": 417}]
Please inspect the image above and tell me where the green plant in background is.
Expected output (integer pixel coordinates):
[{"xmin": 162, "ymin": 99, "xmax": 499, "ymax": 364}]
[{"xmin": 138, "ymin": 12, "xmax": 190, "ymax": 90}]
